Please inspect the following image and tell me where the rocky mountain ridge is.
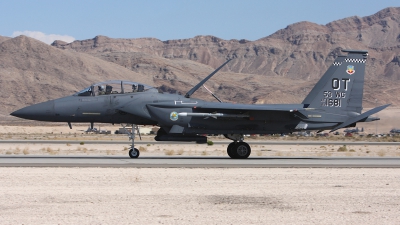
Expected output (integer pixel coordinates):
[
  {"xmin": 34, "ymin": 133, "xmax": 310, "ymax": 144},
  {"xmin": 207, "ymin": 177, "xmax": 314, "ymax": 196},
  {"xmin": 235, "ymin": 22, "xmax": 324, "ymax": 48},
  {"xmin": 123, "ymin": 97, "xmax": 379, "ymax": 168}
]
[
  {"xmin": 0, "ymin": 35, "xmax": 10, "ymax": 43},
  {"xmin": 53, "ymin": 7, "xmax": 400, "ymax": 81},
  {"xmin": 1, "ymin": 7, "xmax": 400, "ymax": 122},
  {"xmin": 0, "ymin": 35, "xmax": 153, "ymax": 118}
]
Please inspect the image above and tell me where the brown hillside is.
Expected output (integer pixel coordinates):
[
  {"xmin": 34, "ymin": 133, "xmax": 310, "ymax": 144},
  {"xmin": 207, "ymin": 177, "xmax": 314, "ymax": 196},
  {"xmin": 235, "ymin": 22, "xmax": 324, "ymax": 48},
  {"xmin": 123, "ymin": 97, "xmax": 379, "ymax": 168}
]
[
  {"xmin": 0, "ymin": 35, "xmax": 10, "ymax": 43},
  {"xmin": 0, "ymin": 35, "xmax": 153, "ymax": 119},
  {"xmin": 52, "ymin": 7, "xmax": 400, "ymax": 81},
  {"xmin": 3, "ymin": 7, "xmax": 400, "ymax": 122},
  {"xmin": 75, "ymin": 48, "xmax": 317, "ymax": 105},
  {"xmin": 52, "ymin": 7, "xmax": 400, "ymax": 107},
  {"xmin": 1, "ymin": 36, "xmax": 312, "ymax": 121}
]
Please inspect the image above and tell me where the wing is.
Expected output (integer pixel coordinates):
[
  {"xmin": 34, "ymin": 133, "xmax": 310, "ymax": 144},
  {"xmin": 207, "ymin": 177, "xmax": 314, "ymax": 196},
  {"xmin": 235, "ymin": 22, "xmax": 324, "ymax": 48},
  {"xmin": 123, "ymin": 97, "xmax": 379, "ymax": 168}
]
[
  {"xmin": 194, "ymin": 102, "xmax": 304, "ymax": 111},
  {"xmin": 146, "ymin": 101, "xmax": 309, "ymax": 120},
  {"xmin": 191, "ymin": 102, "xmax": 309, "ymax": 120}
]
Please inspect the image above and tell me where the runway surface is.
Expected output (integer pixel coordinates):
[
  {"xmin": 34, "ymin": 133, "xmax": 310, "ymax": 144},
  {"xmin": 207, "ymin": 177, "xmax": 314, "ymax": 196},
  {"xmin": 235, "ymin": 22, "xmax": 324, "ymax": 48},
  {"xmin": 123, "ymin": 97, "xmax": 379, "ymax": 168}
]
[
  {"xmin": 1, "ymin": 140, "xmax": 399, "ymax": 145},
  {"xmin": 1, "ymin": 156, "xmax": 399, "ymax": 168}
]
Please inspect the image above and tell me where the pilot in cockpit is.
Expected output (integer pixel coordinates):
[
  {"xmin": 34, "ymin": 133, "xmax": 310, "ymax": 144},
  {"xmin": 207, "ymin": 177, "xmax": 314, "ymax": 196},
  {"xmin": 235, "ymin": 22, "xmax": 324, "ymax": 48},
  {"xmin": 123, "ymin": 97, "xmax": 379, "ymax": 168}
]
[
  {"xmin": 105, "ymin": 85, "xmax": 112, "ymax": 94},
  {"xmin": 98, "ymin": 85, "xmax": 105, "ymax": 95}
]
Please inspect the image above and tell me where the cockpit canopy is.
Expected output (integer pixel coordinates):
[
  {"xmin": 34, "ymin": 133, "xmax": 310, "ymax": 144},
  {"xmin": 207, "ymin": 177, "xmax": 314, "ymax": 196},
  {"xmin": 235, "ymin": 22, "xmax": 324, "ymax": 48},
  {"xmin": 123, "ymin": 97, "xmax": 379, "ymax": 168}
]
[{"xmin": 74, "ymin": 80, "xmax": 158, "ymax": 96}]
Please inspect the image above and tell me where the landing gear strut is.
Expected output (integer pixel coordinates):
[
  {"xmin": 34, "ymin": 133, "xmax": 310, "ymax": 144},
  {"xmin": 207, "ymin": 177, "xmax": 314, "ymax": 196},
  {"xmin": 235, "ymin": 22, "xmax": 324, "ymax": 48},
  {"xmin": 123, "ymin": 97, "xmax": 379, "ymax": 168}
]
[
  {"xmin": 224, "ymin": 134, "xmax": 251, "ymax": 159},
  {"xmin": 122, "ymin": 124, "xmax": 141, "ymax": 158}
]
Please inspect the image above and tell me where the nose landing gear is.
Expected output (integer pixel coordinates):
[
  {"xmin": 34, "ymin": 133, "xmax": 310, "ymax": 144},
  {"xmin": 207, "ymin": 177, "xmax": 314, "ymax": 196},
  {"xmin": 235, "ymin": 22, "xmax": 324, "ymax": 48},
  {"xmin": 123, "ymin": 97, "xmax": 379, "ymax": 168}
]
[{"xmin": 121, "ymin": 124, "xmax": 141, "ymax": 158}]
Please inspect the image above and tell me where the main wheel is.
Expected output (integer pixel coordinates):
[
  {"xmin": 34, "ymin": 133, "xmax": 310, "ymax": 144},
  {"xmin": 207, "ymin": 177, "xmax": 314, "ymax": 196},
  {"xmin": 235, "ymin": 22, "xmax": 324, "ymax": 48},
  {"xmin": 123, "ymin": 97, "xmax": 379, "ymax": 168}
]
[
  {"xmin": 227, "ymin": 142, "xmax": 237, "ymax": 158},
  {"xmin": 232, "ymin": 142, "xmax": 251, "ymax": 159},
  {"xmin": 129, "ymin": 148, "xmax": 140, "ymax": 158}
]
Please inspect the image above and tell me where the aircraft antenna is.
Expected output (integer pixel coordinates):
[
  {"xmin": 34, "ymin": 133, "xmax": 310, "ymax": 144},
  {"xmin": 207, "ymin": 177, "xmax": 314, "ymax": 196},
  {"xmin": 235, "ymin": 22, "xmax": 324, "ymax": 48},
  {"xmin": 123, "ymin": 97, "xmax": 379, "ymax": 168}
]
[
  {"xmin": 185, "ymin": 58, "xmax": 232, "ymax": 98},
  {"xmin": 121, "ymin": 81, "xmax": 124, "ymax": 94},
  {"xmin": 203, "ymin": 85, "xmax": 222, "ymax": 103}
]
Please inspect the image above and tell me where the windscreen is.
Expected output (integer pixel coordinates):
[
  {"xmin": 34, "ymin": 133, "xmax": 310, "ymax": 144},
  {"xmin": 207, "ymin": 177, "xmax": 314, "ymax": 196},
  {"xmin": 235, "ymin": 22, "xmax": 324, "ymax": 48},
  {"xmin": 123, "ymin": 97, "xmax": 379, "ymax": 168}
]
[{"xmin": 74, "ymin": 80, "xmax": 157, "ymax": 96}]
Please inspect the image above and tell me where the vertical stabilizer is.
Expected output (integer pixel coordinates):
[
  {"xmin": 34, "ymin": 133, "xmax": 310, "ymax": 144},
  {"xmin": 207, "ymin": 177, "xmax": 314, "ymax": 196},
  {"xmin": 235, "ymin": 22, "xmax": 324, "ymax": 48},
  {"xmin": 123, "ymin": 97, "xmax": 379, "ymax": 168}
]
[{"xmin": 302, "ymin": 50, "xmax": 368, "ymax": 114}]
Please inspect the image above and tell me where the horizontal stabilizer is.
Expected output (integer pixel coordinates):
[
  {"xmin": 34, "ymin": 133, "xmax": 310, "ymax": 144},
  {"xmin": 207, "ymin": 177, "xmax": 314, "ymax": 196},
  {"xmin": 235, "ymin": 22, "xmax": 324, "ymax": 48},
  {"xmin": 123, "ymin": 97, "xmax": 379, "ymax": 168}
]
[
  {"xmin": 341, "ymin": 49, "xmax": 369, "ymax": 54},
  {"xmin": 330, "ymin": 104, "xmax": 390, "ymax": 132}
]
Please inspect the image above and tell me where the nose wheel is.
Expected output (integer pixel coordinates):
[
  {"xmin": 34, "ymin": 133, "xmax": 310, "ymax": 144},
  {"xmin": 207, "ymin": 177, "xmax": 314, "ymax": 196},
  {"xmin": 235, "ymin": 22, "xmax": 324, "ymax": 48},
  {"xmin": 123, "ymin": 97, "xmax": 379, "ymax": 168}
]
[{"xmin": 129, "ymin": 148, "xmax": 140, "ymax": 158}]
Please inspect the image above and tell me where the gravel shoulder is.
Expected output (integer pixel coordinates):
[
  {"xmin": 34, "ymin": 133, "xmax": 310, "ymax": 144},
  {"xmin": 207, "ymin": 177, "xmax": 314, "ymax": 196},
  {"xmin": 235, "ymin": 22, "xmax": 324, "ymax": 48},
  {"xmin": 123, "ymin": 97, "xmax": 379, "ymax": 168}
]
[
  {"xmin": 1, "ymin": 168, "xmax": 399, "ymax": 224},
  {"xmin": 1, "ymin": 126, "xmax": 400, "ymax": 224}
]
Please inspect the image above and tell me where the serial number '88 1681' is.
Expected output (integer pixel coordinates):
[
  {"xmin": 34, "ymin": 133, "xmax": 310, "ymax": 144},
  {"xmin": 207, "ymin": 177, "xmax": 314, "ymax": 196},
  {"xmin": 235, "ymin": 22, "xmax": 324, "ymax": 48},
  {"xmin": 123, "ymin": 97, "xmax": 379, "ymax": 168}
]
[{"xmin": 321, "ymin": 98, "xmax": 341, "ymax": 107}]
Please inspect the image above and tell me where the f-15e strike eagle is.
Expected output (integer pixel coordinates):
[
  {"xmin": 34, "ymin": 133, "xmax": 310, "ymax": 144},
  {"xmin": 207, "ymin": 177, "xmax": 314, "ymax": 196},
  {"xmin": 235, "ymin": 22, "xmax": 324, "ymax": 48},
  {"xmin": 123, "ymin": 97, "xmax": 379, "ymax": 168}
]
[{"xmin": 11, "ymin": 50, "xmax": 389, "ymax": 159}]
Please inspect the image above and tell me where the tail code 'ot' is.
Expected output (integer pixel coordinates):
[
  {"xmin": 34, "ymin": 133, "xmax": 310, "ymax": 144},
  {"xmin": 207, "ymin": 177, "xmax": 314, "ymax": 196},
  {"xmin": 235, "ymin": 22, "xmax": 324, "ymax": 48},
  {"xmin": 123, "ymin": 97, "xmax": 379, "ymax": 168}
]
[{"xmin": 302, "ymin": 49, "xmax": 368, "ymax": 114}]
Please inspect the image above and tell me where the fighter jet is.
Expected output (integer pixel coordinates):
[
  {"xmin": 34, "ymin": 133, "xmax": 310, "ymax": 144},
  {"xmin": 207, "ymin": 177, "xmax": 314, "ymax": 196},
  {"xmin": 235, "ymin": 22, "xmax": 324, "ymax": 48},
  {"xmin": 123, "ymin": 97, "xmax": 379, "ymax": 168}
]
[
  {"xmin": 11, "ymin": 49, "xmax": 390, "ymax": 159},
  {"xmin": 390, "ymin": 128, "xmax": 400, "ymax": 134},
  {"xmin": 344, "ymin": 127, "xmax": 359, "ymax": 133}
]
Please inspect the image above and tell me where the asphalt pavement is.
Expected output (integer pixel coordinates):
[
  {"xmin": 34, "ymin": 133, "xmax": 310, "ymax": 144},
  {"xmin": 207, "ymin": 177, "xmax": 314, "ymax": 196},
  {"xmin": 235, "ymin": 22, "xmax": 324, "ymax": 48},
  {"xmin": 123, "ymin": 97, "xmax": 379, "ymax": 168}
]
[{"xmin": 1, "ymin": 155, "xmax": 399, "ymax": 168}]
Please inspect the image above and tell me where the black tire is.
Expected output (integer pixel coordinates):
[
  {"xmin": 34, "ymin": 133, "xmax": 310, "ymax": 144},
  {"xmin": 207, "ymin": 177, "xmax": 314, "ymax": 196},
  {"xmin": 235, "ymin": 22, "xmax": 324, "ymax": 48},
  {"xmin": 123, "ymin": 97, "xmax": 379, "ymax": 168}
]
[
  {"xmin": 232, "ymin": 142, "xmax": 251, "ymax": 159},
  {"xmin": 129, "ymin": 148, "xmax": 140, "ymax": 158},
  {"xmin": 227, "ymin": 142, "xmax": 237, "ymax": 158}
]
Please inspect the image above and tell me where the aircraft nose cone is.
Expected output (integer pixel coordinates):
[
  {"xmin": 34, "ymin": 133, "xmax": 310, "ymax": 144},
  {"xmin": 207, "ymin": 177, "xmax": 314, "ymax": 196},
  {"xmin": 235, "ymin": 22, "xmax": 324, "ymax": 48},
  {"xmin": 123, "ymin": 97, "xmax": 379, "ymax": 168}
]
[
  {"xmin": 10, "ymin": 108, "xmax": 29, "ymax": 118},
  {"xmin": 10, "ymin": 100, "xmax": 54, "ymax": 121}
]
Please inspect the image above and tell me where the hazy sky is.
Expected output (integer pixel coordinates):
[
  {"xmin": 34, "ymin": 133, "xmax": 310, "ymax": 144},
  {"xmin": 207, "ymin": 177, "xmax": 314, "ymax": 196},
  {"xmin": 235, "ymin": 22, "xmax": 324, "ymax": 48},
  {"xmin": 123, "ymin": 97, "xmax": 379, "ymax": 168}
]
[{"xmin": 1, "ymin": 0, "xmax": 399, "ymax": 44}]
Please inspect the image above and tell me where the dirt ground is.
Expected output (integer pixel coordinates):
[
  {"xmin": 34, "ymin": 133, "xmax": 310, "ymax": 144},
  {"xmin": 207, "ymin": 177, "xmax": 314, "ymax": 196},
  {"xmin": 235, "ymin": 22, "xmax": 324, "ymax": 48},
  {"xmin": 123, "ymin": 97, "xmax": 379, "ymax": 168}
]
[
  {"xmin": 1, "ymin": 141, "xmax": 400, "ymax": 158},
  {"xmin": 1, "ymin": 124, "xmax": 400, "ymax": 157},
  {"xmin": 0, "ymin": 168, "xmax": 399, "ymax": 224},
  {"xmin": 1, "ymin": 123, "xmax": 400, "ymax": 224}
]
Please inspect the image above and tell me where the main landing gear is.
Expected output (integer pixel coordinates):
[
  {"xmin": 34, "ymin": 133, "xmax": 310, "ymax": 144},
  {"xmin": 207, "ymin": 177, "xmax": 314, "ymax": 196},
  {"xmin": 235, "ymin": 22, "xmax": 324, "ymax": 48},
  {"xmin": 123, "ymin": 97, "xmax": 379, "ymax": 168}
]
[
  {"xmin": 224, "ymin": 134, "xmax": 251, "ymax": 159},
  {"xmin": 121, "ymin": 124, "xmax": 141, "ymax": 158}
]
